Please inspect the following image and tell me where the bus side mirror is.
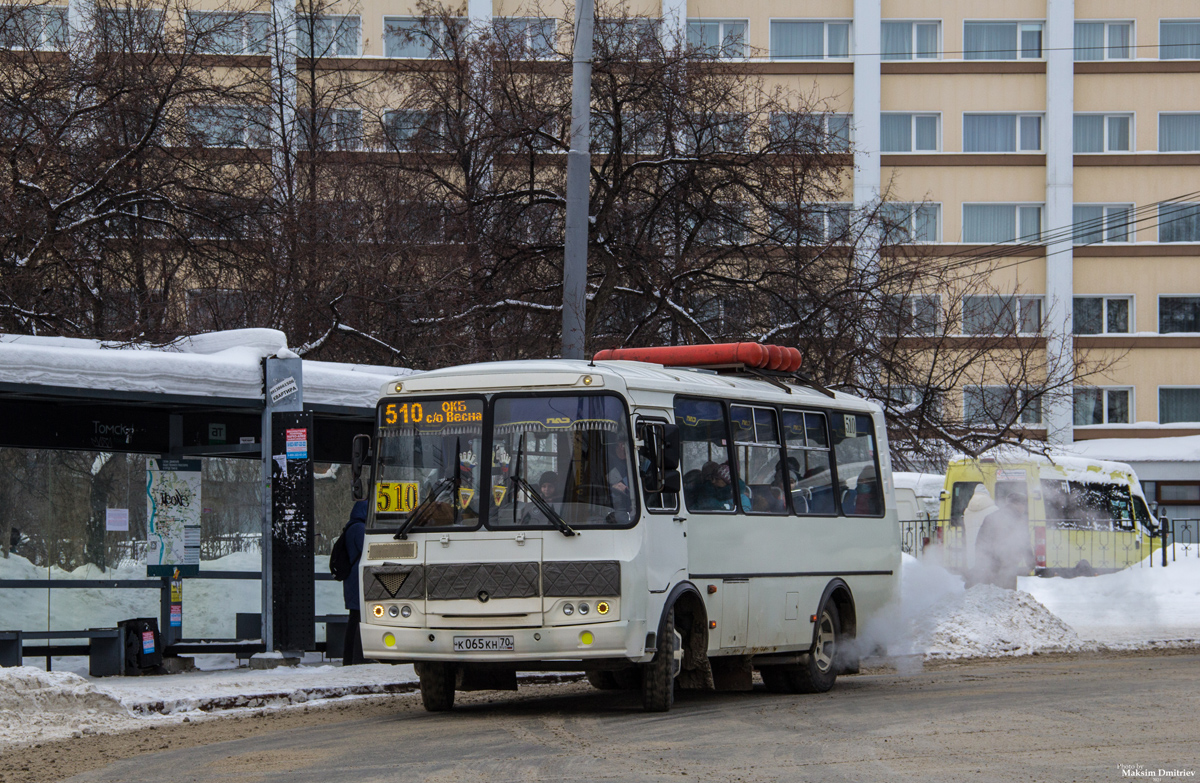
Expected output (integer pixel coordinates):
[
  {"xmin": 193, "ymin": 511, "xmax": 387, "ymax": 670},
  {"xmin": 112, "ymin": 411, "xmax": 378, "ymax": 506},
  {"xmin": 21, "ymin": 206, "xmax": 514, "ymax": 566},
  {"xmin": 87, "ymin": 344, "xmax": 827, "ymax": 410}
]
[
  {"xmin": 662, "ymin": 424, "xmax": 680, "ymax": 470},
  {"xmin": 351, "ymin": 434, "xmax": 371, "ymax": 501},
  {"xmin": 662, "ymin": 469, "xmax": 682, "ymax": 494}
]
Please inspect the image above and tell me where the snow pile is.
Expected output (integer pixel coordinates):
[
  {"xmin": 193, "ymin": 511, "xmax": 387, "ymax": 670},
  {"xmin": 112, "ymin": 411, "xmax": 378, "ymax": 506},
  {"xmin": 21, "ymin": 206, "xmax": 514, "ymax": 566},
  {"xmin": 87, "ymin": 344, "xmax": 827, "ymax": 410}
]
[
  {"xmin": 918, "ymin": 584, "xmax": 1088, "ymax": 659},
  {"xmin": 0, "ymin": 666, "xmax": 139, "ymax": 746},
  {"xmin": 1019, "ymin": 544, "xmax": 1200, "ymax": 644},
  {"xmin": 865, "ymin": 553, "xmax": 1088, "ymax": 660}
]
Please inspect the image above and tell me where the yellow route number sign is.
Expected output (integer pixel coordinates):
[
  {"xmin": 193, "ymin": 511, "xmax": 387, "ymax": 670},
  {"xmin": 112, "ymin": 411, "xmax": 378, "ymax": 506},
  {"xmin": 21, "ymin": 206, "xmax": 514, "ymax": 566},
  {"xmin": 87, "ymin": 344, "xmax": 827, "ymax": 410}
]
[{"xmin": 377, "ymin": 481, "xmax": 419, "ymax": 513}]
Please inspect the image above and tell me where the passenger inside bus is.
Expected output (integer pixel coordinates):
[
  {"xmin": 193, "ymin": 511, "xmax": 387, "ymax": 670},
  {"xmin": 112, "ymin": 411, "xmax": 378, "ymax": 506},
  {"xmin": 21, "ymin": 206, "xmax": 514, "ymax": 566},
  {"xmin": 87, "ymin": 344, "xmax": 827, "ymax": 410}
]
[{"xmin": 693, "ymin": 461, "xmax": 736, "ymax": 511}]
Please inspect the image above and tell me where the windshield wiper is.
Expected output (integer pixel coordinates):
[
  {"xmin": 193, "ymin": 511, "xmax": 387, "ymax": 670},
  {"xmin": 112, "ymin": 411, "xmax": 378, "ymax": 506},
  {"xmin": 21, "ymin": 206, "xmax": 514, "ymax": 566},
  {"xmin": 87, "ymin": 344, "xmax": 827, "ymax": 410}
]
[
  {"xmin": 394, "ymin": 477, "xmax": 454, "ymax": 540},
  {"xmin": 510, "ymin": 474, "xmax": 576, "ymax": 537}
]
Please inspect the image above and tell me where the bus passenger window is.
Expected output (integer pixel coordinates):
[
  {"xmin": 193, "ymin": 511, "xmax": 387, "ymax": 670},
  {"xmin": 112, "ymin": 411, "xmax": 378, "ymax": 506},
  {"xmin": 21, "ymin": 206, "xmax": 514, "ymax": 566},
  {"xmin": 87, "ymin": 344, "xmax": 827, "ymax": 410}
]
[
  {"xmin": 675, "ymin": 398, "xmax": 735, "ymax": 513},
  {"xmin": 832, "ymin": 413, "xmax": 883, "ymax": 516},
  {"xmin": 782, "ymin": 410, "xmax": 835, "ymax": 515},
  {"xmin": 730, "ymin": 405, "xmax": 786, "ymax": 514}
]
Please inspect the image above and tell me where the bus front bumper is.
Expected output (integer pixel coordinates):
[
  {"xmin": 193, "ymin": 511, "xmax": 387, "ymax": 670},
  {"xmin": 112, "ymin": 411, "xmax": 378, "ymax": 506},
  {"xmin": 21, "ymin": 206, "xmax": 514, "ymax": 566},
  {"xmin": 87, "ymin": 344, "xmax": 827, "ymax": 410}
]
[{"xmin": 359, "ymin": 619, "xmax": 649, "ymax": 664}]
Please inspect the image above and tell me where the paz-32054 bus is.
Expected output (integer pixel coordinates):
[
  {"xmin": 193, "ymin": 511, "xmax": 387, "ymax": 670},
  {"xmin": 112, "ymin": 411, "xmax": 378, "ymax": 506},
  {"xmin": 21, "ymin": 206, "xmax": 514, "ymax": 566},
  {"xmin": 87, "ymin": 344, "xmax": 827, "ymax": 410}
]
[{"xmin": 349, "ymin": 343, "xmax": 900, "ymax": 712}]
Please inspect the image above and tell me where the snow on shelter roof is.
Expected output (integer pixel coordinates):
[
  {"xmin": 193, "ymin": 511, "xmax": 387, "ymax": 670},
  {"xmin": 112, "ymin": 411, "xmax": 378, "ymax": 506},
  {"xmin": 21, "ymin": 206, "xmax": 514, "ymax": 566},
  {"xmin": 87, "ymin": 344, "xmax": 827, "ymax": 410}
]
[{"xmin": 0, "ymin": 329, "xmax": 413, "ymax": 410}]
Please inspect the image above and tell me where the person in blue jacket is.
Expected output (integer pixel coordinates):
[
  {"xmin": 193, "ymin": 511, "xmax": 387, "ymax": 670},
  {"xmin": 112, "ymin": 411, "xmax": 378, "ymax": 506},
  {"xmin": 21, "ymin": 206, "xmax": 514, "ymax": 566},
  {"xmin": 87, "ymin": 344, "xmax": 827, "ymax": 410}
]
[{"xmin": 342, "ymin": 499, "xmax": 368, "ymax": 665}]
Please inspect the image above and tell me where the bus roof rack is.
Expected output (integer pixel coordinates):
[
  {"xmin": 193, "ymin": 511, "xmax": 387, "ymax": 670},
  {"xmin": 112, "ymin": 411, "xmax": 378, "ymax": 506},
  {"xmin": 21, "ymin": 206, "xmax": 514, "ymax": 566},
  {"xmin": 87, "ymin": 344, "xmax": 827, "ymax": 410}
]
[{"xmin": 591, "ymin": 343, "xmax": 836, "ymax": 398}]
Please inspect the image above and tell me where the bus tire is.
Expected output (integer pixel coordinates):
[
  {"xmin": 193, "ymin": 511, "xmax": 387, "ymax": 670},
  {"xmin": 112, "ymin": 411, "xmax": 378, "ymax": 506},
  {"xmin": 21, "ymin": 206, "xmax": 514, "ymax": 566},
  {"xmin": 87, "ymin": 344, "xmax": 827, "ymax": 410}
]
[
  {"xmin": 641, "ymin": 607, "xmax": 679, "ymax": 712},
  {"xmin": 586, "ymin": 670, "xmax": 620, "ymax": 690},
  {"xmin": 417, "ymin": 662, "xmax": 456, "ymax": 712},
  {"xmin": 791, "ymin": 603, "xmax": 841, "ymax": 694}
]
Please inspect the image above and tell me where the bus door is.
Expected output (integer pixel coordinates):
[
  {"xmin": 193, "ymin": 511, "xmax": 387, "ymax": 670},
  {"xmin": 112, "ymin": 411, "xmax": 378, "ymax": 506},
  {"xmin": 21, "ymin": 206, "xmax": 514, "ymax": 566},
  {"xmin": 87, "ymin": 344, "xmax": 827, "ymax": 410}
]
[{"xmin": 637, "ymin": 417, "xmax": 685, "ymax": 592}]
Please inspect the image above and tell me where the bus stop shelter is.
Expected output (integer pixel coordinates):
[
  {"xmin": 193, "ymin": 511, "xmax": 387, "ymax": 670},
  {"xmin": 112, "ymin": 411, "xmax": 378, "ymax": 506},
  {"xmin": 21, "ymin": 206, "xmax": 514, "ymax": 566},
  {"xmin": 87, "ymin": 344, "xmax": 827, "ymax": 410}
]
[{"xmin": 0, "ymin": 329, "xmax": 405, "ymax": 669}]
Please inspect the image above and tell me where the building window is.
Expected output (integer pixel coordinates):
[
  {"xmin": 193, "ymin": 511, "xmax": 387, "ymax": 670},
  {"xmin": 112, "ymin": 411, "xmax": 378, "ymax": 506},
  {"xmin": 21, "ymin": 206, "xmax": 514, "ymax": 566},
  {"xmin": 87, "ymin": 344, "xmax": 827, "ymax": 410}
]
[
  {"xmin": 1161, "ymin": 388, "xmax": 1200, "ymax": 423},
  {"xmin": 187, "ymin": 106, "xmax": 269, "ymax": 148},
  {"xmin": 1074, "ymin": 296, "xmax": 1131, "ymax": 334},
  {"xmin": 687, "ymin": 18, "xmax": 747, "ymax": 58},
  {"xmin": 0, "ymin": 4, "xmax": 67, "ymax": 50},
  {"xmin": 883, "ymin": 293, "xmax": 941, "ymax": 335},
  {"xmin": 881, "ymin": 21, "xmax": 939, "ymax": 60},
  {"xmin": 1074, "ymin": 387, "xmax": 1131, "ymax": 425},
  {"xmin": 1155, "ymin": 482, "xmax": 1200, "ymax": 504},
  {"xmin": 1074, "ymin": 114, "xmax": 1131, "ymax": 153},
  {"xmin": 1161, "ymin": 21, "xmax": 1200, "ymax": 59},
  {"xmin": 98, "ymin": 9, "xmax": 165, "ymax": 51},
  {"xmin": 963, "ymin": 295, "xmax": 1043, "ymax": 335},
  {"xmin": 296, "ymin": 14, "xmax": 359, "ymax": 57},
  {"xmin": 1073, "ymin": 205, "xmax": 1132, "ymax": 244},
  {"xmin": 963, "ymin": 114, "xmax": 1041, "ymax": 152},
  {"xmin": 814, "ymin": 203, "xmax": 852, "ymax": 243},
  {"xmin": 879, "ymin": 203, "xmax": 940, "ymax": 243},
  {"xmin": 298, "ymin": 108, "xmax": 362, "ymax": 151},
  {"xmin": 494, "ymin": 17, "xmax": 556, "ymax": 59},
  {"xmin": 385, "ymin": 17, "xmax": 456, "ymax": 58},
  {"xmin": 1075, "ymin": 21, "xmax": 1133, "ymax": 60},
  {"xmin": 772, "ymin": 112, "xmax": 850, "ymax": 151},
  {"xmin": 962, "ymin": 204, "xmax": 1042, "ymax": 243},
  {"xmin": 186, "ymin": 11, "xmax": 271, "ymax": 55},
  {"xmin": 1160, "ymin": 114, "xmax": 1200, "ymax": 152},
  {"xmin": 881, "ymin": 113, "xmax": 939, "ymax": 152},
  {"xmin": 964, "ymin": 21, "xmax": 1043, "ymax": 60},
  {"xmin": 1160, "ymin": 296, "xmax": 1200, "ymax": 333},
  {"xmin": 770, "ymin": 20, "xmax": 851, "ymax": 60},
  {"xmin": 1158, "ymin": 203, "xmax": 1200, "ymax": 242},
  {"xmin": 382, "ymin": 110, "xmax": 443, "ymax": 151},
  {"xmin": 964, "ymin": 386, "xmax": 1042, "ymax": 426}
]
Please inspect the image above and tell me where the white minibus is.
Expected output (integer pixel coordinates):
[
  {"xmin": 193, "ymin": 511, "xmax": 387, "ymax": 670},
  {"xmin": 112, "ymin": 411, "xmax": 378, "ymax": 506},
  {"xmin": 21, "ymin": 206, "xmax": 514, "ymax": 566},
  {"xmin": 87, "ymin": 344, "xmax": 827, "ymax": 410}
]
[{"xmin": 350, "ymin": 344, "xmax": 900, "ymax": 712}]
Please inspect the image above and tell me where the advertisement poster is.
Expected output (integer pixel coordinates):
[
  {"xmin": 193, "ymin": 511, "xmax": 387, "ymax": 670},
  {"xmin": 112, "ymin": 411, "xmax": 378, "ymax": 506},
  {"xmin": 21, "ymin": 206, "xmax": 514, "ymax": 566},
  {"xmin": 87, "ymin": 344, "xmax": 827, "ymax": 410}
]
[{"xmin": 146, "ymin": 459, "xmax": 202, "ymax": 577}]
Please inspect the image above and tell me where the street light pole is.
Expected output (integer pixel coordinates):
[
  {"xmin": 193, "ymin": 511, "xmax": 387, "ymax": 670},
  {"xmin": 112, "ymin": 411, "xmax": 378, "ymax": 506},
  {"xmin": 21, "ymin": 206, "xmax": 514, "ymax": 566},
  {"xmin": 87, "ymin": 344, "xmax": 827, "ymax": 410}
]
[{"xmin": 561, "ymin": 0, "xmax": 594, "ymax": 359}]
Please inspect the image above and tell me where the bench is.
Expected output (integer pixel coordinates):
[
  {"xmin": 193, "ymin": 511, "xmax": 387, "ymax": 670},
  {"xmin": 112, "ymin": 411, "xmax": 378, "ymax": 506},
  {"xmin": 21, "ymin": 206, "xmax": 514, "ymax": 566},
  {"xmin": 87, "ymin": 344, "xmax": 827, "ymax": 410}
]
[
  {"xmin": 15, "ymin": 629, "xmax": 123, "ymax": 676},
  {"xmin": 234, "ymin": 613, "xmax": 349, "ymax": 660}
]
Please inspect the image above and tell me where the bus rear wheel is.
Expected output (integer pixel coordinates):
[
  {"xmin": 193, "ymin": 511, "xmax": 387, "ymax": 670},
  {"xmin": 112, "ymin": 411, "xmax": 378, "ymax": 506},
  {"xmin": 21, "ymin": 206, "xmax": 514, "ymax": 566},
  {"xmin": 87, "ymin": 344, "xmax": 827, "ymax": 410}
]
[
  {"xmin": 416, "ymin": 662, "xmax": 456, "ymax": 712},
  {"xmin": 790, "ymin": 603, "xmax": 841, "ymax": 694}
]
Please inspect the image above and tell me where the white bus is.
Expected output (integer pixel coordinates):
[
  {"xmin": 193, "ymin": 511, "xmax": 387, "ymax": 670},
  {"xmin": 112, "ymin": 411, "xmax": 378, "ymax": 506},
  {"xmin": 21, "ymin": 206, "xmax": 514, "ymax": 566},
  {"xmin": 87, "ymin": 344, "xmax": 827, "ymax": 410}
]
[{"xmin": 350, "ymin": 346, "xmax": 900, "ymax": 712}]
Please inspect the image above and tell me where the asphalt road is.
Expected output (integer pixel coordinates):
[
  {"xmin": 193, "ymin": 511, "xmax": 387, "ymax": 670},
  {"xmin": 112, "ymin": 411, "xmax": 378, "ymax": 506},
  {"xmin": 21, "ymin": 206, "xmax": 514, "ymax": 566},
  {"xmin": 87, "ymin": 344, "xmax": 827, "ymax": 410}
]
[{"xmin": 57, "ymin": 651, "xmax": 1200, "ymax": 783}]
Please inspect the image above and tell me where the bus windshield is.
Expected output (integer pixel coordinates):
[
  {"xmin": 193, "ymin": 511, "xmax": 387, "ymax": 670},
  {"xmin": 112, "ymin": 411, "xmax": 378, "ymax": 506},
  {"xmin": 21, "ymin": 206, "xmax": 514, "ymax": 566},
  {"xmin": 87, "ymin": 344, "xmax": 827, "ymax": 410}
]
[
  {"xmin": 489, "ymin": 394, "xmax": 636, "ymax": 528},
  {"xmin": 374, "ymin": 397, "xmax": 484, "ymax": 528}
]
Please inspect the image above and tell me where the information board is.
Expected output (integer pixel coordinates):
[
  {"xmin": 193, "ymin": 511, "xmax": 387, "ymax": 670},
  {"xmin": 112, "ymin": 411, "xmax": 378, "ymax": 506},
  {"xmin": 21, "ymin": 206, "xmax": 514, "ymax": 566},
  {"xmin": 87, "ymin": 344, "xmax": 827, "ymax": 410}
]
[{"xmin": 146, "ymin": 459, "xmax": 201, "ymax": 577}]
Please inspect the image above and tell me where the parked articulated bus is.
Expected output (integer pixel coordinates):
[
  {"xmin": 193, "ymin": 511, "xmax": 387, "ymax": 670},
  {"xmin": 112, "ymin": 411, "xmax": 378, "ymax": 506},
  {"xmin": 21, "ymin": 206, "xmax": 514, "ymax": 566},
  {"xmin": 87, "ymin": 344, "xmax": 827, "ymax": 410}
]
[{"xmin": 349, "ymin": 344, "xmax": 900, "ymax": 712}]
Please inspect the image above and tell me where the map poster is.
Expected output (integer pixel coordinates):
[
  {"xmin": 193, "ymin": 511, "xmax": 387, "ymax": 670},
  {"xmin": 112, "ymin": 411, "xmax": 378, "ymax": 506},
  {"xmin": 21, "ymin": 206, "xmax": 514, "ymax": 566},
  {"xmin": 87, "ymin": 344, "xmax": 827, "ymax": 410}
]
[{"xmin": 146, "ymin": 459, "xmax": 202, "ymax": 577}]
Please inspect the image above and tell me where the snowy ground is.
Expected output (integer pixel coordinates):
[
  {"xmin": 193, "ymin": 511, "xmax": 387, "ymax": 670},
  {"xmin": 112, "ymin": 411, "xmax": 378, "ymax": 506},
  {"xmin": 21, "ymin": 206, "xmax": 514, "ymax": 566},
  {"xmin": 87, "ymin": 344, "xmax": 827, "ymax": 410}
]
[
  {"xmin": 1020, "ymin": 544, "xmax": 1200, "ymax": 644},
  {"xmin": 0, "ymin": 663, "xmax": 423, "ymax": 750}
]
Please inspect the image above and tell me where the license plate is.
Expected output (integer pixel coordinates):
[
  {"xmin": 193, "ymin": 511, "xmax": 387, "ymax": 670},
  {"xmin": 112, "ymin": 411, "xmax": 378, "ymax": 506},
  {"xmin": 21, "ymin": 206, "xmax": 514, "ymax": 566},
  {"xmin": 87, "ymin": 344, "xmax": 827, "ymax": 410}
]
[{"xmin": 452, "ymin": 636, "xmax": 514, "ymax": 652}]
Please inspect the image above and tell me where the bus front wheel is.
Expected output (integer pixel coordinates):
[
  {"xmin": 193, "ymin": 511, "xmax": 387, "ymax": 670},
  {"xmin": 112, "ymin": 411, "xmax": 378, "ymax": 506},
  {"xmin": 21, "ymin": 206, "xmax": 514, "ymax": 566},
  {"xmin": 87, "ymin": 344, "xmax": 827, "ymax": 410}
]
[
  {"xmin": 642, "ymin": 607, "xmax": 681, "ymax": 712},
  {"xmin": 416, "ymin": 662, "xmax": 456, "ymax": 712}
]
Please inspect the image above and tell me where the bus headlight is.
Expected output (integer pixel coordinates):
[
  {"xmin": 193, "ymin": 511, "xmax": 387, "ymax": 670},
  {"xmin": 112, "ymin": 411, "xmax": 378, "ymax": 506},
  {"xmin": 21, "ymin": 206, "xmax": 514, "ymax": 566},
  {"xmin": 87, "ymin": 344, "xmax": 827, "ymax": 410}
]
[
  {"xmin": 597, "ymin": 601, "xmax": 610, "ymax": 615},
  {"xmin": 563, "ymin": 603, "xmax": 574, "ymax": 616},
  {"xmin": 400, "ymin": 605, "xmax": 412, "ymax": 618},
  {"xmin": 387, "ymin": 605, "xmax": 399, "ymax": 618},
  {"xmin": 372, "ymin": 604, "xmax": 384, "ymax": 618},
  {"xmin": 578, "ymin": 602, "xmax": 590, "ymax": 615}
]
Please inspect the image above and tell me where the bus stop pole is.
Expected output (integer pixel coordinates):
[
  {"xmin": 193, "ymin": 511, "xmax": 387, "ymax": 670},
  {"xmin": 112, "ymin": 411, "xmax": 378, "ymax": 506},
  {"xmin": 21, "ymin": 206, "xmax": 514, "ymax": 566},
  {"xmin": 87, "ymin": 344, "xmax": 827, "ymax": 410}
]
[{"xmin": 261, "ymin": 355, "xmax": 304, "ymax": 651}]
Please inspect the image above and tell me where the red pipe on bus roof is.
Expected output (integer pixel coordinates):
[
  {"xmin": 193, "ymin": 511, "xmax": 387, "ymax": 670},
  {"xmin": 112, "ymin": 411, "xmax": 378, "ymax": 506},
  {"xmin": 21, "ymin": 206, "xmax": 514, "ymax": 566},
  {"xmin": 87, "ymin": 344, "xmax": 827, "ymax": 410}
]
[{"xmin": 592, "ymin": 342, "xmax": 802, "ymax": 372}]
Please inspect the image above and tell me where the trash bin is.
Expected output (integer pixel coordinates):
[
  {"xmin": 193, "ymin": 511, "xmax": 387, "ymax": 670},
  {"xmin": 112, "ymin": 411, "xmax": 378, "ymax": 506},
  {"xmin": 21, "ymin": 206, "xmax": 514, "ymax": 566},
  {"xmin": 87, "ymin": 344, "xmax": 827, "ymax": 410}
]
[{"xmin": 118, "ymin": 618, "xmax": 163, "ymax": 675}]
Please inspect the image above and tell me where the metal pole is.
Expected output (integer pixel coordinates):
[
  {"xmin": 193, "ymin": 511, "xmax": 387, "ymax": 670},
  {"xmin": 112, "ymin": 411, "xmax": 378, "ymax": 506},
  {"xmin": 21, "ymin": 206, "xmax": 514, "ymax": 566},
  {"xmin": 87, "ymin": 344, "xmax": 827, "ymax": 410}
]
[{"xmin": 561, "ymin": 0, "xmax": 594, "ymax": 360}]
